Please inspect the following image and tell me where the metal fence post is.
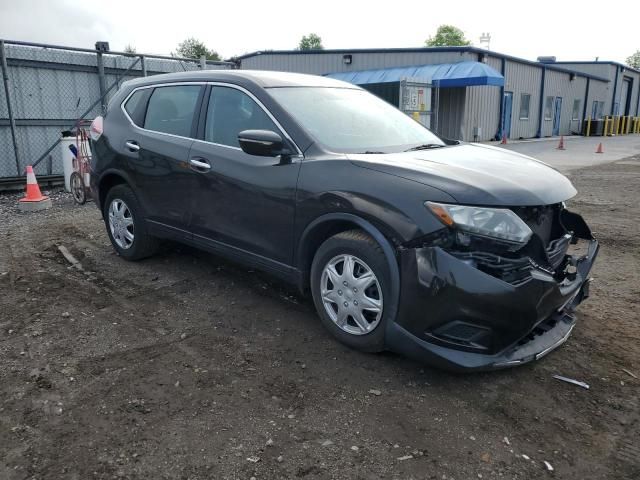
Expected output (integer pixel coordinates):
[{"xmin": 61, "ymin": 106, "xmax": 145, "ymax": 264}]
[
  {"xmin": 96, "ymin": 51, "xmax": 107, "ymax": 113},
  {"xmin": 0, "ymin": 40, "xmax": 22, "ymax": 175},
  {"xmin": 200, "ymin": 55, "xmax": 206, "ymax": 70},
  {"xmin": 140, "ymin": 55, "xmax": 147, "ymax": 76}
]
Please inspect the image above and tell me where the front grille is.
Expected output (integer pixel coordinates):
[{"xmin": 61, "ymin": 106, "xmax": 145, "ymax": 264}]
[
  {"xmin": 547, "ymin": 234, "xmax": 572, "ymax": 269},
  {"xmin": 450, "ymin": 251, "xmax": 532, "ymax": 286},
  {"xmin": 512, "ymin": 204, "xmax": 563, "ymax": 247}
]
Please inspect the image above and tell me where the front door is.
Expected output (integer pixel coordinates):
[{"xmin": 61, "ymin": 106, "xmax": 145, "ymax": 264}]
[
  {"xmin": 552, "ymin": 97, "xmax": 563, "ymax": 136},
  {"xmin": 187, "ymin": 85, "xmax": 301, "ymax": 268},
  {"xmin": 502, "ymin": 92, "xmax": 513, "ymax": 139}
]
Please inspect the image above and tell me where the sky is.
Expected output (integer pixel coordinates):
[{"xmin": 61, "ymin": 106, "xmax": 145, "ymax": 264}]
[{"xmin": 0, "ymin": 0, "xmax": 636, "ymax": 64}]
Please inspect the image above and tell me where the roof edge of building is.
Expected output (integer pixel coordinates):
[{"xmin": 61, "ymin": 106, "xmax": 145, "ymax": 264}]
[
  {"xmin": 554, "ymin": 60, "xmax": 640, "ymax": 75},
  {"xmin": 234, "ymin": 46, "xmax": 611, "ymax": 82}
]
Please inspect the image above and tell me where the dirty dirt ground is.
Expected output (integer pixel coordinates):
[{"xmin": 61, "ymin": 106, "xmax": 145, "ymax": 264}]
[{"xmin": 1, "ymin": 157, "xmax": 639, "ymax": 480}]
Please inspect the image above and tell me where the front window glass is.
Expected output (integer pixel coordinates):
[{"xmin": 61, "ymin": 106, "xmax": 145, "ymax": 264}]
[
  {"xmin": 268, "ymin": 87, "xmax": 444, "ymax": 153},
  {"xmin": 205, "ymin": 86, "xmax": 279, "ymax": 147}
]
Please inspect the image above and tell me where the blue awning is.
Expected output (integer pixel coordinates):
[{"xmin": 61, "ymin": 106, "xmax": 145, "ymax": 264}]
[{"xmin": 325, "ymin": 61, "xmax": 504, "ymax": 87}]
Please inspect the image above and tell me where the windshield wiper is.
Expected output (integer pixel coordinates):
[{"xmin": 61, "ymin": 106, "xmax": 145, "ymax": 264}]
[
  {"xmin": 359, "ymin": 151, "xmax": 386, "ymax": 154},
  {"xmin": 404, "ymin": 143, "xmax": 445, "ymax": 152}
]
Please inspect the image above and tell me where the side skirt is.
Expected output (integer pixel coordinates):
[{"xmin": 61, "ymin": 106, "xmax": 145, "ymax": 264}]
[{"xmin": 146, "ymin": 220, "xmax": 303, "ymax": 287}]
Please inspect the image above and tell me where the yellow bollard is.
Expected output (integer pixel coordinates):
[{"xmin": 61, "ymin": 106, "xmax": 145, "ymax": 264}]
[
  {"xmin": 616, "ymin": 116, "xmax": 621, "ymax": 135},
  {"xmin": 412, "ymin": 111, "xmax": 420, "ymax": 122},
  {"xmin": 622, "ymin": 116, "xmax": 627, "ymax": 134},
  {"xmin": 604, "ymin": 116, "xmax": 610, "ymax": 136},
  {"xmin": 586, "ymin": 116, "xmax": 592, "ymax": 137}
]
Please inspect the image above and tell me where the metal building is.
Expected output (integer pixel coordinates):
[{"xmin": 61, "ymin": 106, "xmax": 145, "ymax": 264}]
[{"xmin": 237, "ymin": 47, "xmax": 638, "ymax": 143}]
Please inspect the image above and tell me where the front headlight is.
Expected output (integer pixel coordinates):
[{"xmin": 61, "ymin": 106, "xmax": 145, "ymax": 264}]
[{"xmin": 426, "ymin": 202, "xmax": 533, "ymax": 244}]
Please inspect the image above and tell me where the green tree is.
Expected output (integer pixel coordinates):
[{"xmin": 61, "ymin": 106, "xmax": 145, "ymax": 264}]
[
  {"xmin": 626, "ymin": 50, "xmax": 640, "ymax": 69},
  {"xmin": 175, "ymin": 37, "xmax": 220, "ymax": 61},
  {"xmin": 298, "ymin": 33, "xmax": 323, "ymax": 50},
  {"xmin": 123, "ymin": 44, "xmax": 136, "ymax": 54},
  {"xmin": 425, "ymin": 25, "xmax": 471, "ymax": 47}
]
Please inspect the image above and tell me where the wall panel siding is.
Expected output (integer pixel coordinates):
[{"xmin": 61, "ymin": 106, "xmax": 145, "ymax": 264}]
[
  {"xmin": 504, "ymin": 61, "xmax": 542, "ymax": 139},
  {"xmin": 540, "ymin": 70, "xmax": 587, "ymax": 136},
  {"xmin": 435, "ymin": 88, "xmax": 466, "ymax": 140},
  {"xmin": 558, "ymin": 63, "xmax": 640, "ymax": 116},
  {"xmin": 241, "ymin": 51, "xmax": 475, "ymax": 75},
  {"xmin": 586, "ymin": 80, "xmax": 611, "ymax": 119},
  {"xmin": 464, "ymin": 85, "xmax": 500, "ymax": 141}
]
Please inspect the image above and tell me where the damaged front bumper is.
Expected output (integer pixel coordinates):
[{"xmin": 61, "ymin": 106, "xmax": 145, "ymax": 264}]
[{"xmin": 387, "ymin": 210, "xmax": 599, "ymax": 372}]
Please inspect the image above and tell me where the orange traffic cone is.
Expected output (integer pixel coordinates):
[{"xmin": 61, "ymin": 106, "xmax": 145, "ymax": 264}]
[
  {"xmin": 501, "ymin": 134, "xmax": 507, "ymax": 145},
  {"xmin": 18, "ymin": 165, "xmax": 52, "ymax": 212},
  {"xmin": 595, "ymin": 142, "xmax": 604, "ymax": 154},
  {"xmin": 557, "ymin": 136, "xmax": 566, "ymax": 150}
]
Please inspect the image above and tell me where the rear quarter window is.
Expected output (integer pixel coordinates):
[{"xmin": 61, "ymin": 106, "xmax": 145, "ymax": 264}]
[
  {"xmin": 143, "ymin": 85, "xmax": 201, "ymax": 137},
  {"xmin": 123, "ymin": 89, "xmax": 151, "ymax": 127}
]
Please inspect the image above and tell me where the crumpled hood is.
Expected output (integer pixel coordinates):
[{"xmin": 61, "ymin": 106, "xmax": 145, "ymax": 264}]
[{"xmin": 347, "ymin": 143, "xmax": 577, "ymax": 206}]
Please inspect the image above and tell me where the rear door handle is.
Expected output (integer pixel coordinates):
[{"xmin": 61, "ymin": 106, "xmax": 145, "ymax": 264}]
[
  {"xmin": 125, "ymin": 141, "xmax": 140, "ymax": 152},
  {"xmin": 189, "ymin": 157, "xmax": 211, "ymax": 171}
]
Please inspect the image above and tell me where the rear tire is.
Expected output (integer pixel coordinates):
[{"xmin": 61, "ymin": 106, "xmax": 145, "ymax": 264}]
[
  {"xmin": 103, "ymin": 184, "xmax": 158, "ymax": 261},
  {"xmin": 310, "ymin": 229, "xmax": 395, "ymax": 352}
]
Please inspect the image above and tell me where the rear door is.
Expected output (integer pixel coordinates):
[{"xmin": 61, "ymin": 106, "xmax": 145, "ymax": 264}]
[
  {"xmin": 123, "ymin": 84, "xmax": 204, "ymax": 237},
  {"xmin": 187, "ymin": 84, "xmax": 302, "ymax": 268}
]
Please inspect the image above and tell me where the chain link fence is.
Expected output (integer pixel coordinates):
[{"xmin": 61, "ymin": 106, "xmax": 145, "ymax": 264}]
[{"xmin": 0, "ymin": 39, "xmax": 234, "ymax": 181}]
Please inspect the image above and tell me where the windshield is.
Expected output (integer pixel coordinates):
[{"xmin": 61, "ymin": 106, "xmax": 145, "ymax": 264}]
[{"xmin": 268, "ymin": 87, "xmax": 445, "ymax": 154}]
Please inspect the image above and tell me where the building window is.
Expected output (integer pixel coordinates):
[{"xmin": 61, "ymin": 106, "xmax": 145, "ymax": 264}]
[
  {"xmin": 519, "ymin": 93, "xmax": 531, "ymax": 120},
  {"xmin": 544, "ymin": 96, "xmax": 554, "ymax": 121},
  {"xmin": 591, "ymin": 101, "xmax": 605, "ymax": 120},
  {"xmin": 572, "ymin": 99, "xmax": 581, "ymax": 121}
]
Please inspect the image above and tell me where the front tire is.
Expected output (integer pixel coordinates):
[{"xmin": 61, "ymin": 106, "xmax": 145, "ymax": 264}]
[
  {"xmin": 103, "ymin": 184, "xmax": 158, "ymax": 261},
  {"xmin": 310, "ymin": 229, "xmax": 395, "ymax": 352}
]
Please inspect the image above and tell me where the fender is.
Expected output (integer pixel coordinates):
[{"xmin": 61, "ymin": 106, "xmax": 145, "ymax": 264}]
[
  {"xmin": 94, "ymin": 168, "xmax": 137, "ymax": 211},
  {"xmin": 297, "ymin": 212, "xmax": 401, "ymax": 331}
]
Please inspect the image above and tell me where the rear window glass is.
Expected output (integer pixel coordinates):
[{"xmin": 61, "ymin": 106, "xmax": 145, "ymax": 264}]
[{"xmin": 144, "ymin": 85, "xmax": 201, "ymax": 137}]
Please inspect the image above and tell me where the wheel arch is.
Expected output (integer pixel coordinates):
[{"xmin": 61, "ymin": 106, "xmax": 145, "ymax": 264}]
[
  {"xmin": 97, "ymin": 170, "xmax": 134, "ymax": 213},
  {"xmin": 297, "ymin": 213, "xmax": 401, "ymax": 329}
]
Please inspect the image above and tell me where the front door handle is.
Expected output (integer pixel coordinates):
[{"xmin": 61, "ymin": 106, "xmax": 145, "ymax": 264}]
[
  {"xmin": 125, "ymin": 141, "xmax": 140, "ymax": 152},
  {"xmin": 189, "ymin": 157, "xmax": 211, "ymax": 171}
]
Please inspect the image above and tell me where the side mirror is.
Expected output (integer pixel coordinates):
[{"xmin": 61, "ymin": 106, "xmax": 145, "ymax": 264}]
[{"xmin": 238, "ymin": 130, "xmax": 290, "ymax": 157}]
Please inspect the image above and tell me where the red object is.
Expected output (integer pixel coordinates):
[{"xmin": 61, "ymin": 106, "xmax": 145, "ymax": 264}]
[
  {"xmin": 500, "ymin": 134, "xmax": 507, "ymax": 145},
  {"xmin": 595, "ymin": 142, "xmax": 604, "ymax": 154},
  {"xmin": 557, "ymin": 136, "xmax": 565, "ymax": 150},
  {"xmin": 19, "ymin": 166, "xmax": 49, "ymax": 203}
]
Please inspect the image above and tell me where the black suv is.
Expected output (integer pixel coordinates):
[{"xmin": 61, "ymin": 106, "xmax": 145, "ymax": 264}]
[{"xmin": 89, "ymin": 70, "xmax": 598, "ymax": 371}]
